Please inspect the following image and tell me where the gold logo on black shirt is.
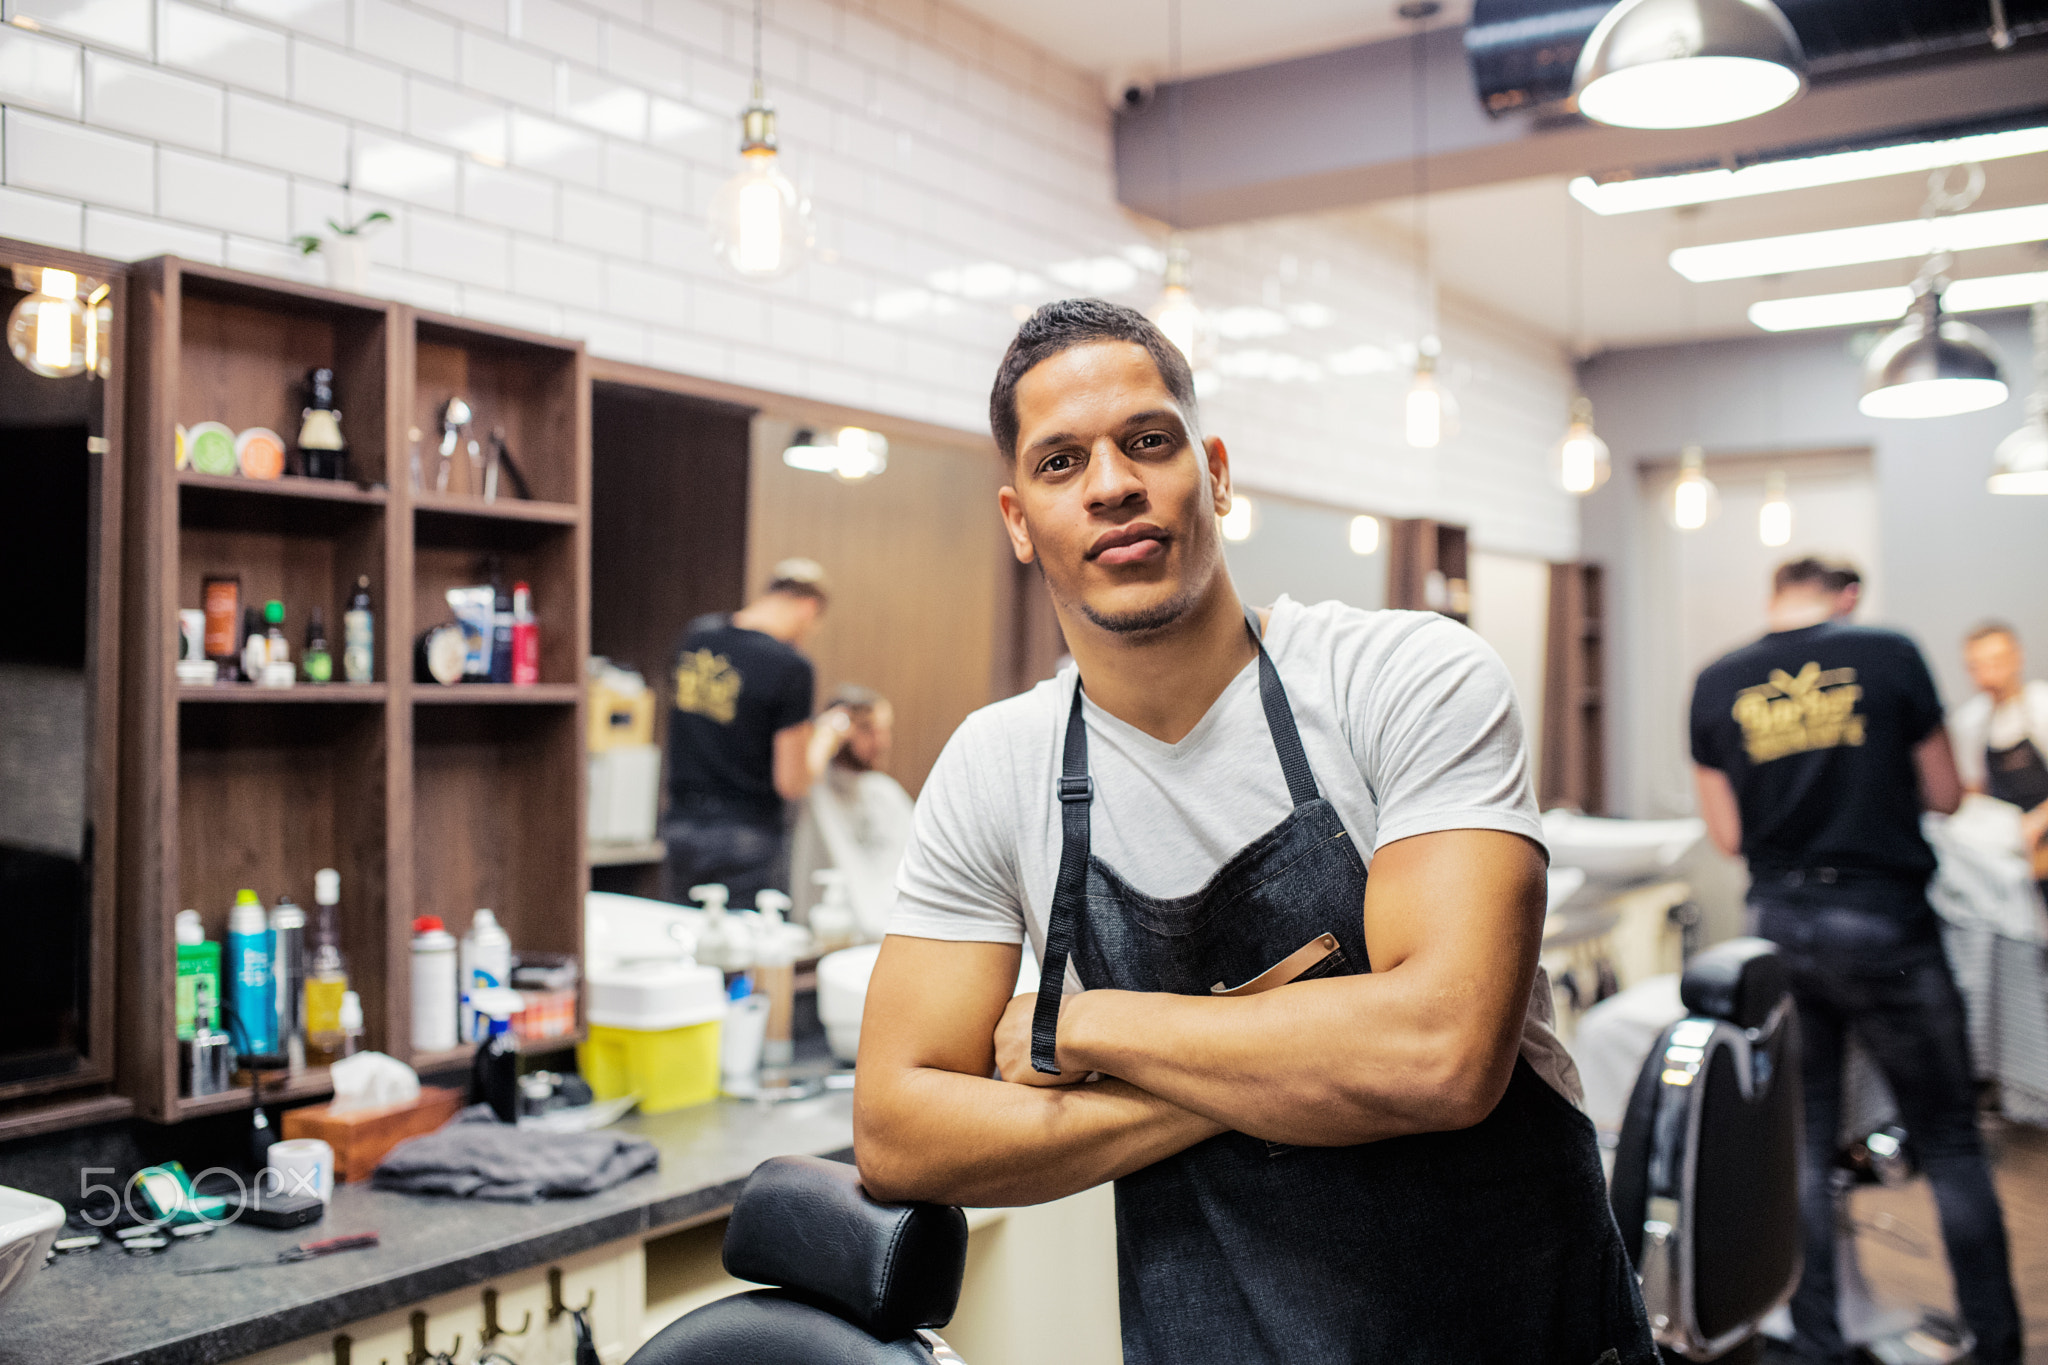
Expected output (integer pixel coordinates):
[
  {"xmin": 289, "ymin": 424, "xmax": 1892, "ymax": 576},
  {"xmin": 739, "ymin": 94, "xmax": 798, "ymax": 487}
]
[
  {"xmin": 674, "ymin": 649, "xmax": 741, "ymax": 724},
  {"xmin": 1731, "ymin": 662, "xmax": 1866, "ymax": 764}
]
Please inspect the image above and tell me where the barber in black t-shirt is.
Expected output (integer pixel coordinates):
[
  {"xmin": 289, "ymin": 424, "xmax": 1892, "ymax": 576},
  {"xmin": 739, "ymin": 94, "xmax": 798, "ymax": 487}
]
[
  {"xmin": 1690, "ymin": 557, "xmax": 2021, "ymax": 1365},
  {"xmin": 664, "ymin": 559, "xmax": 848, "ymax": 908}
]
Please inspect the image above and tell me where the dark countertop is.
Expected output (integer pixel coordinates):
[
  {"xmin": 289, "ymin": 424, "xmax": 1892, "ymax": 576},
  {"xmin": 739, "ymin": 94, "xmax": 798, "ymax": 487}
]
[{"xmin": 3, "ymin": 1091, "xmax": 854, "ymax": 1365}]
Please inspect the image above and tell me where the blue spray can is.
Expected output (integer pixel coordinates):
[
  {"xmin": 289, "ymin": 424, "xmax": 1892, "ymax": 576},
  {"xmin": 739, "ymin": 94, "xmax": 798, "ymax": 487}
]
[{"xmin": 225, "ymin": 889, "xmax": 277, "ymax": 1057}]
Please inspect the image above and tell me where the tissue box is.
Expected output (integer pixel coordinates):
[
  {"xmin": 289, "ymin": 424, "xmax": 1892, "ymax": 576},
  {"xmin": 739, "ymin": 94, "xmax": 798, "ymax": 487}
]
[{"xmin": 281, "ymin": 1086, "xmax": 464, "ymax": 1183}]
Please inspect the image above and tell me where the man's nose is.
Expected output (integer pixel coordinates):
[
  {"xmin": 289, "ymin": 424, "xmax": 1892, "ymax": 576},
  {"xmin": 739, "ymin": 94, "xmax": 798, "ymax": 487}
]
[{"xmin": 1084, "ymin": 438, "xmax": 1146, "ymax": 510}]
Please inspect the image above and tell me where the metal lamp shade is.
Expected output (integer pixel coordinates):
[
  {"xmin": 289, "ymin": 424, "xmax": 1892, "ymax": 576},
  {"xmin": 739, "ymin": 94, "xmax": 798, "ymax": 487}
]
[
  {"xmin": 1859, "ymin": 287, "xmax": 2008, "ymax": 420},
  {"xmin": 1990, "ymin": 420, "xmax": 2048, "ymax": 494},
  {"xmin": 1574, "ymin": 0, "xmax": 1806, "ymax": 130}
]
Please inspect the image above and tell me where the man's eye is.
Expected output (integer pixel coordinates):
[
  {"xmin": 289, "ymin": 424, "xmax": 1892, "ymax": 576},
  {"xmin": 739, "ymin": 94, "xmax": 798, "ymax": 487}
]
[
  {"xmin": 1131, "ymin": 433, "xmax": 1168, "ymax": 451},
  {"xmin": 1041, "ymin": 452, "xmax": 1077, "ymax": 474}
]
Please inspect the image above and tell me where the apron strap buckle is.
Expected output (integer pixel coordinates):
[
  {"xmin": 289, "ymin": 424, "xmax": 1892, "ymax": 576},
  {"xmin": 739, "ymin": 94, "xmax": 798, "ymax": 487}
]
[{"xmin": 1058, "ymin": 776, "xmax": 1094, "ymax": 803}]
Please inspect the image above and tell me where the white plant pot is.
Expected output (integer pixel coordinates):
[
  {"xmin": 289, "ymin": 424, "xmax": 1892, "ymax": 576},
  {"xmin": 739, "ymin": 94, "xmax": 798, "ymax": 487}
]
[{"xmin": 323, "ymin": 238, "xmax": 369, "ymax": 294}]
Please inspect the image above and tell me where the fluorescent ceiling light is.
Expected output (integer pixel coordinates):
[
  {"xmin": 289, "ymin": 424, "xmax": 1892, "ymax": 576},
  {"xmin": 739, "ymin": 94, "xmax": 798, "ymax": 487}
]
[
  {"xmin": 1671, "ymin": 203, "xmax": 2048, "ymax": 282},
  {"xmin": 1748, "ymin": 271, "xmax": 2048, "ymax": 332},
  {"xmin": 1570, "ymin": 126, "xmax": 2048, "ymax": 215}
]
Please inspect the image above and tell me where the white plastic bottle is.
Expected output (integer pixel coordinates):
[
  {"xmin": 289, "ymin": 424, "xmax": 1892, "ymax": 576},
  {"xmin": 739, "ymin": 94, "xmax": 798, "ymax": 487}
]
[
  {"xmin": 753, "ymin": 890, "xmax": 799, "ymax": 1069},
  {"xmin": 460, "ymin": 909, "xmax": 514, "ymax": 1043},
  {"xmin": 690, "ymin": 883, "xmax": 746, "ymax": 972},
  {"xmin": 410, "ymin": 916, "xmax": 459, "ymax": 1053},
  {"xmin": 809, "ymin": 870, "xmax": 859, "ymax": 954}
]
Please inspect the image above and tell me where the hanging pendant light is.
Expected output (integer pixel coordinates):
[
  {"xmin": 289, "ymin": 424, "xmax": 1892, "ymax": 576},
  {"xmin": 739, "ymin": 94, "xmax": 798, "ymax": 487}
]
[
  {"xmin": 7, "ymin": 266, "xmax": 90, "ymax": 379},
  {"xmin": 1147, "ymin": 0, "xmax": 1209, "ymax": 365},
  {"xmin": 1858, "ymin": 282, "xmax": 2008, "ymax": 419},
  {"xmin": 1555, "ymin": 397, "xmax": 1612, "ymax": 493},
  {"xmin": 1990, "ymin": 299, "xmax": 2048, "ymax": 494},
  {"xmin": 709, "ymin": 0, "xmax": 809, "ymax": 281},
  {"xmin": 1758, "ymin": 470, "xmax": 1792, "ymax": 545},
  {"xmin": 1670, "ymin": 446, "xmax": 1718, "ymax": 530},
  {"xmin": 1573, "ymin": 0, "xmax": 1806, "ymax": 130},
  {"xmin": 1150, "ymin": 234, "xmax": 1211, "ymax": 364},
  {"xmin": 1400, "ymin": 1, "xmax": 1452, "ymax": 451}
]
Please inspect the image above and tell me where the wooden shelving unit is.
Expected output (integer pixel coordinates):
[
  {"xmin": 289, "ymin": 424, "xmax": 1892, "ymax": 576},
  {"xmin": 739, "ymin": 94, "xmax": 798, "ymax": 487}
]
[
  {"xmin": 1386, "ymin": 518, "xmax": 1471, "ymax": 623},
  {"xmin": 1541, "ymin": 561, "xmax": 1606, "ymax": 814},
  {"xmin": 119, "ymin": 259, "xmax": 589, "ymax": 1123}
]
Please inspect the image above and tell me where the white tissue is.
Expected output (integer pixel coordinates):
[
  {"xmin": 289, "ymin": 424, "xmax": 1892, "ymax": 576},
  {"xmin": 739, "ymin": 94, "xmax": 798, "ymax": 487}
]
[{"xmin": 328, "ymin": 1051, "xmax": 422, "ymax": 1114}]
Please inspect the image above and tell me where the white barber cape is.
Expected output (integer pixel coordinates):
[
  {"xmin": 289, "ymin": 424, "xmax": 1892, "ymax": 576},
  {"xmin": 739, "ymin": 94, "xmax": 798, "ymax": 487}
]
[{"xmin": 790, "ymin": 765, "xmax": 915, "ymax": 941}]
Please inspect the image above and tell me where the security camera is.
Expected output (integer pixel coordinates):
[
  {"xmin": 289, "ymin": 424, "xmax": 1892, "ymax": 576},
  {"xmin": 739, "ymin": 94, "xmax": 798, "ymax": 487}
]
[{"xmin": 1105, "ymin": 66, "xmax": 1157, "ymax": 114}]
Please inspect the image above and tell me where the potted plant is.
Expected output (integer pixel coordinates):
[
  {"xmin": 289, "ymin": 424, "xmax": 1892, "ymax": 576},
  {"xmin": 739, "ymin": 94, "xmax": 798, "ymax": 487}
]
[{"xmin": 293, "ymin": 211, "xmax": 393, "ymax": 293}]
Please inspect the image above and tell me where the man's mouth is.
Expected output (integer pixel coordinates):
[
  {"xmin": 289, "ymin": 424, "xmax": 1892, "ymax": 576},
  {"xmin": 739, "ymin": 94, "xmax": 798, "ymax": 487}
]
[{"xmin": 1088, "ymin": 524, "xmax": 1170, "ymax": 566}]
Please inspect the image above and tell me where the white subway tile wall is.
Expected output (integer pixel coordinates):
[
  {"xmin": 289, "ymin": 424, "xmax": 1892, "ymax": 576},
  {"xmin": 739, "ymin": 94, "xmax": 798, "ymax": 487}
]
[{"xmin": 0, "ymin": 0, "xmax": 1575, "ymax": 557}]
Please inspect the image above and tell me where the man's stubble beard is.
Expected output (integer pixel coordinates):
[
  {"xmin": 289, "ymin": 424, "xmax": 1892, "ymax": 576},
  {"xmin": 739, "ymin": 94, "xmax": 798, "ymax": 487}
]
[{"xmin": 1041, "ymin": 535, "xmax": 1220, "ymax": 639}]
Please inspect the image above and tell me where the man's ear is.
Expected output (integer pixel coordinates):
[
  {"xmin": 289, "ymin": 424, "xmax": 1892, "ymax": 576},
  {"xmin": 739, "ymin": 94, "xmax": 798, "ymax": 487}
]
[
  {"xmin": 1205, "ymin": 435, "xmax": 1232, "ymax": 518},
  {"xmin": 997, "ymin": 484, "xmax": 1036, "ymax": 565}
]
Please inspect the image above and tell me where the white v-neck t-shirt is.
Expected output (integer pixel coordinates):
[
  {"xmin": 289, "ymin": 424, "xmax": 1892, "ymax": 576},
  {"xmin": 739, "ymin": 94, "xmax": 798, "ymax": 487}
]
[{"xmin": 891, "ymin": 595, "xmax": 1580, "ymax": 1101}]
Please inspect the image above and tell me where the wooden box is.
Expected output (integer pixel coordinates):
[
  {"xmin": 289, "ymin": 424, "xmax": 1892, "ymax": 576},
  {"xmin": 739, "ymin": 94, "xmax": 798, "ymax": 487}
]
[{"xmin": 280, "ymin": 1084, "xmax": 465, "ymax": 1182}]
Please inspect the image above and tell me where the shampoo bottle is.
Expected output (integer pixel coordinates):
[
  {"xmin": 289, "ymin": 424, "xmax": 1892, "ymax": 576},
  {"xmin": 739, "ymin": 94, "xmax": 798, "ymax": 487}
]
[
  {"xmin": 753, "ymin": 890, "xmax": 797, "ymax": 1069},
  {"xmin": 226, "ymin": 889, "xmax": 277, "ymax": 1059},
  {"xmin": 304, "ymin": 868, "xmax": 350, "ymax": 1066}
]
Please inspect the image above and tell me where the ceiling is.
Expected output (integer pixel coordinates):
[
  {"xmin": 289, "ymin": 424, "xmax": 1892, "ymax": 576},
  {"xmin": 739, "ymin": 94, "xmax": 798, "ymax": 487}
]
[
  {"xmin": 948, "ymin": 0, "xmax": 1470, "ymax": 82},
  {"xmin": 1367, "ymin": 149, "xmax": 2048, "ymax": 350}
]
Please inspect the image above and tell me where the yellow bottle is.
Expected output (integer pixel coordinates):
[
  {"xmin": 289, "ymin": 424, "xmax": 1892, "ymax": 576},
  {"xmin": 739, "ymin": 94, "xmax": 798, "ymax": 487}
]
[{"xmin": 304, "ymin": 868, "xmax": 350, "ymax": 1067}]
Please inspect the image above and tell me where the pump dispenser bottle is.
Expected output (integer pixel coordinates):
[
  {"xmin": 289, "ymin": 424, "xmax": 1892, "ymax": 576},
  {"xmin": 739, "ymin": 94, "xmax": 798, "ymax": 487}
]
[
  {"xmin": 689, "ymin": 883, "xmax": 743, "ymax": 972},
  {"xmin": 754, "ymin": 890, "xmax": 797, "ymax": 1068}
]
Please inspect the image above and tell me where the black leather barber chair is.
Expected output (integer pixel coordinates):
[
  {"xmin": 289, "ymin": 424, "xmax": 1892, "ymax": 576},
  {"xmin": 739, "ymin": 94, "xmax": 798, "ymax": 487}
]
[
  {"xmin": 628, "ymin": 1155, "xmax": 972, "ymax": 1365},
  {"xmin": 1610, "ymin": 938, "xmax": 1802, "ymax": 1363}
]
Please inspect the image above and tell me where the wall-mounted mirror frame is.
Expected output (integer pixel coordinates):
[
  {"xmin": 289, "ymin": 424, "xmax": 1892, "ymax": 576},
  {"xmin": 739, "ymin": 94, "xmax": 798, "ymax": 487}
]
[{"xmin": 0, "ymin": 235, "xmax": 125, "ymax": 1117}]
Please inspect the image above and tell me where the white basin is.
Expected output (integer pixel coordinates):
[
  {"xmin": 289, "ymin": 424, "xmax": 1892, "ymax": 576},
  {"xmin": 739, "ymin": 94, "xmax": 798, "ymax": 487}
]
[
  {"xmin": 818, "ymin": 943, "xmax": 883, "ymax": 1063},
  {"xmin": 1542, "ymin": 810, "xmax": 1705, "ymax": 884},
  {"xmin": 1545, "ymin": 866, "xmax": 1587, "ymax": 915},
  {"xmin": 0, "ymin": 1185, "xmax": 64, "ymax": 1319}
]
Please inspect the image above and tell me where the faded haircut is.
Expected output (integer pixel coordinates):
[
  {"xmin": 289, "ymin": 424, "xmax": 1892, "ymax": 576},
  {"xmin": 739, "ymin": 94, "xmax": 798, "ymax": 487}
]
[
  {"xmin": 988, "ymin": 298, "xmax": 1199, "ymax": 463},
  {"xmin": 1773, "ymin": 556, "xmax": 1862, "ymax": 595}
]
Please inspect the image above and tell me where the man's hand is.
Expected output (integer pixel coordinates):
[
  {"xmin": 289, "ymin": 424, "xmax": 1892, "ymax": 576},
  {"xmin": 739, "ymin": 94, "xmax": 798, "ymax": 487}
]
[{"xmin": 994, "ymin": 992, "xmax": 1089, "ymax": 1086}]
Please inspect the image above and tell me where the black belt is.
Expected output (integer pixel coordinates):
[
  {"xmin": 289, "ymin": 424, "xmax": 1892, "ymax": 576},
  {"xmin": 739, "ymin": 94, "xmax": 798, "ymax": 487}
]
[{"xmin": 1753, "ymin": 865, "xmax": 1924, "ymax": 890}]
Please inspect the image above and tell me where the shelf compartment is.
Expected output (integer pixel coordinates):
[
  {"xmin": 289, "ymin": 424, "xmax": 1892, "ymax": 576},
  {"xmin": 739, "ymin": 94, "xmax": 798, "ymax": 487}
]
[
  {"xmin": 413, "ymin": 683, "xmax": 579, "ymax": 704},
  {"xmin": 176, "ymin": 704, "xmax": 390, "ymax": 1060},
  {"xmin": 178, "ymin": 507, "xmax": 387, "ymax": 685},
  {"xmin": 412, "ymin": 489, "xmax": 579, "ymax": 527},
  {"xmin": 174, "ymin": 1065, "xmax": 334, "ymax": 1120},
  {"xmin": 180, "ymin": 682, "xmax": 388, "ymax": 703},
  {"xmin": 411, "ymin": 537, "xmax": 578, "ymax": 688},
  {"xmin": 410, "ymin": 704, "xmax": 583, "ymax": 1065},
  {"xmin": 413, "ymin": 317, "xmax": 580, "ymax": 506},
  {"xmin": 177, "ymin": 271, "xmax": 390, "ymax": 489}
]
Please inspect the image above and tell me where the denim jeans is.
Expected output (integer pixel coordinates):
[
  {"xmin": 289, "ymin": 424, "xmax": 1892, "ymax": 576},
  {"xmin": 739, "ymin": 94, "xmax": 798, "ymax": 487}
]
[
  {"xmin": 1753, "ymin": 887, "xmax": 2022, "ymax": 1365},
  {"xmin": 660, "ymin": 816, "xmax": 786, "ymax": 908}
]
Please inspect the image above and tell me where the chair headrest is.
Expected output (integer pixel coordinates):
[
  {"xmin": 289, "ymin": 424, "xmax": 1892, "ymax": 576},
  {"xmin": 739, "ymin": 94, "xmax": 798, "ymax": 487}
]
[
  {"xmin": 722, "ymin": 1155, "xmax": 968, "ymax": 1341},
  {"xmin": 1679, "ymin": 937, "xmax": 1788, "ymax": 1030}
]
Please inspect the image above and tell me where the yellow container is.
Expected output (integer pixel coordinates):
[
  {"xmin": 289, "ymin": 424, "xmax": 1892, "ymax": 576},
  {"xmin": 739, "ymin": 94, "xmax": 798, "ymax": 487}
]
[{"xmin": 578, "ymin": 1019, "xmax": 722, "ymax": 1114}]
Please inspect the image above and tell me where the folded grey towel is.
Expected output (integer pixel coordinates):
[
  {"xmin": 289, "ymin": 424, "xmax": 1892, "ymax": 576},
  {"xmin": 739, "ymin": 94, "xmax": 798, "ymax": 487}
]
[{"xmin": 373, "ymin": 1105, "xmax": 659, "ymax": 1202}]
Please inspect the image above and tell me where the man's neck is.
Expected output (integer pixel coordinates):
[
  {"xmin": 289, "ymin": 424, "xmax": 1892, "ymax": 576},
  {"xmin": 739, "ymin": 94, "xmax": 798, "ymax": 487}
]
[
  {"xmin": 1766, "ymin": 594, "xmax": 1835, "ymax": 633},
  {"xmin": 1062, "ymin": 574, "xmax": 1258, "ymax": 744},
  {"xmin": 1989, "ymin": 680, "xmax": 2025, "ymax": 707},
  {"xmin": 732, "ymin": 601, "xmax": 794, "ymax": 644}
]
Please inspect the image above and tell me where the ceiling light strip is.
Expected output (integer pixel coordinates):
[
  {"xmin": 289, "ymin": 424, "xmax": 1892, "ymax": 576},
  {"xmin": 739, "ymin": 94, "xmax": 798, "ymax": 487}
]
[
  {"xmin": 1748, "ymin": 270, "xmax": 2048, "ymax": 332},
  {"xmin": 1672, "ymin": 202, "xmax": 2048, "ymax": 282},
  {"xmin": 1571, "ymin": 125, "xmax": 2048, "ymax": 215}
]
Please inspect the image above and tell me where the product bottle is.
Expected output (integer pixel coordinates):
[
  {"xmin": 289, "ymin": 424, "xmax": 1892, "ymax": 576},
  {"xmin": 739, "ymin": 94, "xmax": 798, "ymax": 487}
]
[
  {"xmin": 302, "ymin": 608, "xmax": 333, "ymax": 684},
  {"xmin": 468, "ymin": 989, "xmax": 522, "ymax": 1122},
  {"xmin": 337, "ymin": 990, "xmax": 364, "ymax": 1059},
  {"xmin": 460, "ymin": 908, "xmax": 513, "ymax": 1043},
  {"xmin": 226, "ymin": 889, "xmax": 278, "ymax": 1059},
  {"xmin": 510, "ymin": 581, "xmax": 538, "ymax": 686},
  {"xmin": 173, "ymin": 909, "xmax": 221, "ymax": 1043},
  {"xmin": 270, "ymin": 895, "xmax": 307, "ymax": 1071},
  {"xmin": 342, "ymin": 576, "xmax": 375, "ymax": 684},
  {"xmin": 303, "ymin": 869, "xmax": 350, "ymax": 1067},
  {"xmin": 202, "ymin": 575, "xmax": 241, "ymax": 680},
  {"xmin": 808, "ymin": 870, "xmax": 859, "ymax": 954},
  {"xmin": 488, "ymin": 579, "xmax": 514, "ymax": 684},
  {"xmin": 754, "ymin": 890, "xmax": 797, "ymax": 1069},
  {"xmin": 264, "ymin": 600, "xmax": 290, "ymax": 666},
  {"xmin": 240, "ymin": 606, "xmax": 267, "ymax": 682},
  {"xmin": 185, "ymin": 980, "xmax": 235, "ymax": 1098},
  {"xmin": 689, "ymin": 883, "xmax": 744, "ymax": 972},
  {"xmin": 410, "ymin": 916, "xmax": 459, "ymax": 1053},
  {"xmin": 296, "ymin": 367, "xmax": 349, "ymax": 481}
]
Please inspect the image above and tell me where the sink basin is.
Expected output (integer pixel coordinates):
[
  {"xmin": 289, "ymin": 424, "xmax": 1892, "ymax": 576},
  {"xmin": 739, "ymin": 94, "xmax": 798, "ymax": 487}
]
[
  {"xmin": 0, "ymin": 1185, "xmax": 64, "ymax": 1319},
  {"xmin": 1542, "ymin": 810, "xmax": 1705, "ymax": 884}
]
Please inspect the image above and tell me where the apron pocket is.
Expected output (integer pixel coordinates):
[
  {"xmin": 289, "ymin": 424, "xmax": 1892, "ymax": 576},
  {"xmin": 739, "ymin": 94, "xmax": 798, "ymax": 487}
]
[{"xmin": 1210, "ymin": 933, "xmax": 1349, "ymax": 996}]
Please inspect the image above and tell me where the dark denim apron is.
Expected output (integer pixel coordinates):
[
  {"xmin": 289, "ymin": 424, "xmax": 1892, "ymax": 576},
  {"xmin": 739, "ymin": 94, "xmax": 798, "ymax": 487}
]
[{"xmin": 1028, "ymin": 610, "xmax": 1655, "ymax": 1364}]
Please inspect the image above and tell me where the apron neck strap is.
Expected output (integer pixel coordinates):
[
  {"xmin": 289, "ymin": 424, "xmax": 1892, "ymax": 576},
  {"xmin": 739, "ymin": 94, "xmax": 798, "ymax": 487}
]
[{"xmin": 1243, "ymin": 605, "xmax": 1321, "ymax": 808}]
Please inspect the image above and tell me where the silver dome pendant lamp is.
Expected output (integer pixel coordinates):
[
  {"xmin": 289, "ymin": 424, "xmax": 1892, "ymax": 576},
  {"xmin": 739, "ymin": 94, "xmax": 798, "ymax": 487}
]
[
  {"xmin": 1573, "ymin": 0, "xmax": 1806, "ymax": 130},
  {"xmin": 1988, "ymin": 299, "xmax": 2048, "ymax": 494},
  {"xmin": 1859, "ymin": 167, "xmax": 2009, "ymax": 421}
]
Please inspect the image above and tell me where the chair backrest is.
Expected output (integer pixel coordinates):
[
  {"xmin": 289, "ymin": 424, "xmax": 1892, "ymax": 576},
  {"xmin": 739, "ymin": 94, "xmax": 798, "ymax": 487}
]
[
  {"xmin": 629, "ymin": 1156, "xmax": 971, "ymax": 1365},
  {"xmin": 1610, "ymin": 938, "xmax": 1802, "ymax": 1361}
]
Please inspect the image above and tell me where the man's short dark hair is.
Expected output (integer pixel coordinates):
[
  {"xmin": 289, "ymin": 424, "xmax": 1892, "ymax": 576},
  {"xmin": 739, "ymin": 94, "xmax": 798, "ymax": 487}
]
[
  {"xmin": 988, "ymin": 298, "xmax": 1198, "ymax": 463},
  {"xmin": 1773, "ymin": 556, "xmax": 1862, "ymax": 595},
  {"xmin": 765, "ymin": 556, "xmax": 829, "ymax": 606},
  {"xmin": 1967, "ymin": 620, "xmax": 2018, "ymax": 646}
]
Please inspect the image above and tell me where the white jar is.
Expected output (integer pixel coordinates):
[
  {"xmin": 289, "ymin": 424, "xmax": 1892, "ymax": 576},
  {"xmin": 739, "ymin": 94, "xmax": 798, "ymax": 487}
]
[{"xmin": 410, "ymin": 917, "xmax": 459, "ymax": 1053}]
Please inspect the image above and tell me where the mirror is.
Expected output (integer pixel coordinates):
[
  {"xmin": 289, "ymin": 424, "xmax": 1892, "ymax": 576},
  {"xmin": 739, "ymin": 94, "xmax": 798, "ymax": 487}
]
[{"xmin": 0, "ymin": 255, "xmax": 113, "ymax": 1089}]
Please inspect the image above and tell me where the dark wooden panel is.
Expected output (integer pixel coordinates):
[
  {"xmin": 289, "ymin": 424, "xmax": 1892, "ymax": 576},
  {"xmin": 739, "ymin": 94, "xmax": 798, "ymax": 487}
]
[
  {"xmin": 590, "ymin": 383, "xmax": 752, "ymax": 688},
  {"xmin": 1541, "ymin": 561, "xmax": 1606, "ymax": 815},
  {"xmin": 746, "ymin": 420, "xmax": 1009, "ymax": 796}
]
